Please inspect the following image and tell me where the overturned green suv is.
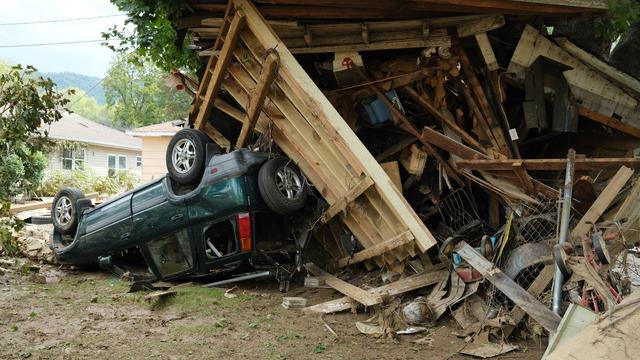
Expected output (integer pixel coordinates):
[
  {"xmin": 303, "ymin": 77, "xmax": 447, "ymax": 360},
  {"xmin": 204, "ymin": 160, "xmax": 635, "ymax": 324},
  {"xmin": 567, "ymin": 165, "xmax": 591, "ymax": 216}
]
[{"xmin": 49, "ymin": 129, "xmax": 312, "ymax": 287}]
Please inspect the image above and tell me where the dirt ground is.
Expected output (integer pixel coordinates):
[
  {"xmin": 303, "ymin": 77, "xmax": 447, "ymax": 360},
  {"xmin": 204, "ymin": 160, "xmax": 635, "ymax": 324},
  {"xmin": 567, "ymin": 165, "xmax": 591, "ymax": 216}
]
[{"xmin": 0, "ymin": 258, "xmax": 546, "ymax": 360}]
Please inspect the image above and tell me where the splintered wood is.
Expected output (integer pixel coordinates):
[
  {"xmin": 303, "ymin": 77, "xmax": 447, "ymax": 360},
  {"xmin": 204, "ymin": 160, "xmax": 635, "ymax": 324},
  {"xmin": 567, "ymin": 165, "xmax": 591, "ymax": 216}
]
[{"xmin": 192, "ymin": 0, "xmax": 438, "ymax": 269}]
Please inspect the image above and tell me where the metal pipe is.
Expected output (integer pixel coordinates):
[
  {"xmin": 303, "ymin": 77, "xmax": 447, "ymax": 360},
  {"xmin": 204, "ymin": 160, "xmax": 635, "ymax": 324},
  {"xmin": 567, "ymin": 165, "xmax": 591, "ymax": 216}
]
[
  {"xmin": 202, "ymin": 271, "xmax": 273, "ymax": 288},
  {"xmin": 552, "ymin": 149, "xmax": 576, "ymax": 315}
]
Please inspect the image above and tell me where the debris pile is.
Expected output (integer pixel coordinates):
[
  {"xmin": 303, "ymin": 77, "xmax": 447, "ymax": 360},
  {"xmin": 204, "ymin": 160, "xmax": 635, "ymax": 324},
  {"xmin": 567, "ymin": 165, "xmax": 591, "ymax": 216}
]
[{"xmin": 148, "ymin": 0, "xmax": 640, "ymax": 356}]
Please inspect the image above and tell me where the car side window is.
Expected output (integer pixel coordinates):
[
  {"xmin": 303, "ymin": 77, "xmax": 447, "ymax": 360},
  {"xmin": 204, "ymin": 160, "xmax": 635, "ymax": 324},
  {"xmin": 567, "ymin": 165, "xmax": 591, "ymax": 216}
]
[
  {"xmin": 204, "ymin": 220, "xmax": 237, "ymax": 259},
  {"xmin": 147, "ymin": 229, "xmax": 194, "ymax": 276}
]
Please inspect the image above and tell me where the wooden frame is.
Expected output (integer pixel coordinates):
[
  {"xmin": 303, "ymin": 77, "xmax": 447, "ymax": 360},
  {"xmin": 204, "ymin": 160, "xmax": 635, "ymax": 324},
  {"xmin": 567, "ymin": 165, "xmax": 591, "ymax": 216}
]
[{"xmin": 190, "ymin": 0, "xmax": 438, "ymax": 269}]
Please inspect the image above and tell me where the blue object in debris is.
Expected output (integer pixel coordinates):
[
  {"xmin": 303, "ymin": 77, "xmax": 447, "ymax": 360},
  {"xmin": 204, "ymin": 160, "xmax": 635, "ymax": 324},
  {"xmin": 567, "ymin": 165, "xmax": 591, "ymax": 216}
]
[{"xmin": 361, "ymin": 89, "xmax": 404, "ymax": 125}]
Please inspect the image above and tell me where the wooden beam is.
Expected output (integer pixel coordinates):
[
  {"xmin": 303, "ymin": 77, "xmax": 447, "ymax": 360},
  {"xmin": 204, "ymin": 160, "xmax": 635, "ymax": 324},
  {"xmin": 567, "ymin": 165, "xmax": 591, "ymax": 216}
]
[
  {"xmin": 456, "ymin": 157, "xmax": 640, "ymax": 171},
  {"xmin": 556, "ymin": 38, "xmax": 640, "ymax": 99},
  {"xmin": 578, "ymin": 107, "xmax": 640, "ymax": 140},
  {"xmin": 420, "ymin": 126, "xmax": 488, "ymax": 160},
  {"xmin": 454, "ymin": 241, "xmax": 561, "ymax": 332},
  {"xmin": 203, "ymin": 122, "xmax": 232, "ymax": 150},
  {"xmin": 570, "ymin": 166, "xmax": 634, "ymax": 242},
  {"xmin": 474, "ymin": 32, "xmax": 499, "ymax": 71},
  {"xmin": 235, "ymin": 54, "xmax": 278, "ymax": 148},
  {"xmin": 334, "ymin": 230, "xmax": 414, "ymax": 267},
  {"xmin": 455, "ymin": 45, "xmax": 513, "ymax": 157},
  {"xmin": 304, "ymin": 269, "xmax": 449, "ymax": 314},
  {"xmin": 318, "ymin": 176, "xmax": 374, "ymax": 225},
  {"xmin": 512, "ymin": 161, "xmax": 535, "ymax": 194},
  {"xmin": 401, "ymin": 86, "xmax": 487, "ymax": 154},
  {"xmin": 505, "ymin": 265, "xmax": 555, "ymax": 337},
  {"xmin": 214, "ymin": 98, "xmax": 245, "ymax": 123},
  {"xmin": 194, "ymin": 11, "xmax": 246, "ymax": 130},
  {"xmin": 11, "ymin": 193, "xmax": 99, "ymax": 215},
  {"xmin": 457, "ymin": 15, "xmax": 505, "ymax": 38},
  {"xmin": 305, "ymin": 263, "xmax": 383, "ymax": 306}
]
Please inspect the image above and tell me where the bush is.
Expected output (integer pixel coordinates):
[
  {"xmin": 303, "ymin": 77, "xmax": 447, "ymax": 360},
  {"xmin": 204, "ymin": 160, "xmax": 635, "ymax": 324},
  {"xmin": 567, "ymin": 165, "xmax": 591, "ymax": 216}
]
[{"xmin": 38, "ymin": 169, "xmax": 139, "ymax": 197}]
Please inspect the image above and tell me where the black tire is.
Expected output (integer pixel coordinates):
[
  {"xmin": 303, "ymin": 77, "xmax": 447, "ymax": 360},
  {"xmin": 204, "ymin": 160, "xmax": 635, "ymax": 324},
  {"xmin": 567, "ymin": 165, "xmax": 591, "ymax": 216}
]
[
  {"xmin": 258, "ymin": 158, "xmax": 307, "ymax": 215},
  {"xmin": 166, "ymin": 128, "xmax": 212, "ymax": 185},
  {"xmin": 30, "ymin": 215, "xmax": 52, "ymax": 225},
  {"xmin": 51, "ymin": 188, "xmax": 85, "ymax": 235},
  {"xmin": 592, "ymin": 233, "xmax": 611, "ymax": 265}
]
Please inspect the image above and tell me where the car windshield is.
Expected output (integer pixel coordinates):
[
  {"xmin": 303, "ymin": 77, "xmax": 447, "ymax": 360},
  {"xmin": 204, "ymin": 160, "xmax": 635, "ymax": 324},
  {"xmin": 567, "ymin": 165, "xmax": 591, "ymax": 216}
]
[{"xmin": 146, "ymin": 229, "xmax": 194, "ymax": 277}]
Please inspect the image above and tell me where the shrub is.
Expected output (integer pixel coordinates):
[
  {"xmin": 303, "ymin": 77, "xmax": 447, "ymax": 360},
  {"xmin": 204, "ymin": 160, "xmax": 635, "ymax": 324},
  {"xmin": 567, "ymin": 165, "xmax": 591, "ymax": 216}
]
[{"xmin": 38, "ymin": 169, "xmax": 139, "ymax": 197}]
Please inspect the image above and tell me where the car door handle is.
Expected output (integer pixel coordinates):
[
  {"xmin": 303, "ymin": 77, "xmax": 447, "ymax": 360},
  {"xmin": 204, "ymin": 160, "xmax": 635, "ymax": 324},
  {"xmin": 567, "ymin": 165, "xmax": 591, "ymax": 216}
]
[
  {"xmin": 120, "ymin": 232, "xmax": 130, "ymax": 240},
  {"xmin": 171, "ymin": 214, "xmax": 184, "ymax": 222}
]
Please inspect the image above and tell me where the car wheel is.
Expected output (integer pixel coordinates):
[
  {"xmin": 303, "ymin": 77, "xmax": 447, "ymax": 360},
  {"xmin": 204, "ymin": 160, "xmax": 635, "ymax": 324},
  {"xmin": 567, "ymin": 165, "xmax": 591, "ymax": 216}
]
[
  {"xmin": 51, "ymin": 188, "xmax": 85, "ymax": 235},
  {"xmin": 166, "ymin": 128, "xmax": 212, "ymax": 185},
  {"xmin": 258, "ymin": 157, "xmax": 307, "ymax": 215}
]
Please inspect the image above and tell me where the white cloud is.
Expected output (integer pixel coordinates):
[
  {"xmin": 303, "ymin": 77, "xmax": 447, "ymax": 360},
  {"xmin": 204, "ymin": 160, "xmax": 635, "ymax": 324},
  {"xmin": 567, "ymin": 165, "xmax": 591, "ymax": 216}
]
[{"xmin": 0, "ymin": 0, "xmax": 126, "ymax": 77}]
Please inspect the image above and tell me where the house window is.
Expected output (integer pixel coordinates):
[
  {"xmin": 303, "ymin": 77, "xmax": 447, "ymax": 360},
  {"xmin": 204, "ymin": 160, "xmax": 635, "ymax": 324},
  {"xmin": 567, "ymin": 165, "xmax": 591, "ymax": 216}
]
[
  {"xmin": 136, "ymin": 156, "xmax": 142, "ymax": 168},
  {"xmin": 108, "ymin": 154, "xmax": 128, "ymax": 176},
  {"xmin": 62, "ymin": 148, "xmax": 85, "ymax": 170}
]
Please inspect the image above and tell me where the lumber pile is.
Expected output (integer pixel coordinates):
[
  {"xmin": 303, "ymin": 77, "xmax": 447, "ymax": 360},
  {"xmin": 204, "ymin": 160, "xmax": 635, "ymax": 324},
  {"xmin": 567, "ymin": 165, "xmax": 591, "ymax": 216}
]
[{"xmin": 177, "ymin": 0, "xmax": 640, "ymax": 353}]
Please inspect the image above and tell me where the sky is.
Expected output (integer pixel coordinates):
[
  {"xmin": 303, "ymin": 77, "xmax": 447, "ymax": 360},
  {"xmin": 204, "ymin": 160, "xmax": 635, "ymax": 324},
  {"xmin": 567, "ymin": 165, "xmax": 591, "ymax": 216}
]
[{"xmin": 0, "ymin": 0, "xmax": 126, "ymax": 77}]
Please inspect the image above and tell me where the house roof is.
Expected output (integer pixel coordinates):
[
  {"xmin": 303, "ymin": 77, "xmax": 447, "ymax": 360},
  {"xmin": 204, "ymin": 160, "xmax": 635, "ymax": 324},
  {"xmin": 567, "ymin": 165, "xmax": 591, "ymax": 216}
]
[
  {"xmin": 127, "ymin": 120, "xmax": 185, "ymax": 137},
  {"xmin": 44, "ymin": 113, "xmax": 142, "ymax": 151}
]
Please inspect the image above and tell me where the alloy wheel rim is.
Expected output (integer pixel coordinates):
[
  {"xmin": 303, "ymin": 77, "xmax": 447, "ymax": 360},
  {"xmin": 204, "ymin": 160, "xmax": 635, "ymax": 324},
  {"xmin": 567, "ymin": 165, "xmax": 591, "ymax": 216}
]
[
  {"xmin": 275, "ymin": 166, "xmax": 302, "ymax": 200},
  {"xmin": 55, "ymin": 196, "xmax": 73, "ymax": 226},
  {"xmin": 172, "ymin": 138, "xmax": 196, "ymax": 174}
]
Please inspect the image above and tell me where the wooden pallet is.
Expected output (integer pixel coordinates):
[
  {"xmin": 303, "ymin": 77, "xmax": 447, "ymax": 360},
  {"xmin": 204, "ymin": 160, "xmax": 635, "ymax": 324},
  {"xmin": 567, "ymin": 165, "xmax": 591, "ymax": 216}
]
[{"xmin": 189, "ymin": 0, "xmax": 438, "ymax": 269}]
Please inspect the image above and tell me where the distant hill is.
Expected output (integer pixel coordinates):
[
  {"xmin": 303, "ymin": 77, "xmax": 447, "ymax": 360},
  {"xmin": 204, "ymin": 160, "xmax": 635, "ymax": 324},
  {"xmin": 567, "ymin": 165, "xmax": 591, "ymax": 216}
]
[{"xmin": 41, "ymin": 71, "xmax": 106, "ymax": 105}]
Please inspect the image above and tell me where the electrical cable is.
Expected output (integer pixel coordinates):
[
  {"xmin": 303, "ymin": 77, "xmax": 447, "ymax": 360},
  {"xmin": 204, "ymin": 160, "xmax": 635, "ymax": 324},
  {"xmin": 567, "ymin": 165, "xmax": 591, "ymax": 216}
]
[
  {"xmin": 0, "ymin": 39, "xmax": 118, "ymax": 48},
  {"xmin": 0, "ymin": 14, "xmax": 126, "ymax": 26}
]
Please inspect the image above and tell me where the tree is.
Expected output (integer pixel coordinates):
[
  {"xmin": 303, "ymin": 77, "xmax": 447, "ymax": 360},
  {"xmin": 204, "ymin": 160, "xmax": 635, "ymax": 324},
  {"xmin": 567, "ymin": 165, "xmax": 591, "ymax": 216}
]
[
  {"xmin": 66, "ymin": 88, "xmax": 115, "ymax": 127},
  {"xmin": 103, "ymin": 0, "xmax": 199, "ymax": 72},
  {"xmin": 103, "ymin": 53, "xmax": 191, "ymax": 128},
  {"xmin": 0, "ymin": 65, "xmax": 72, "ymax": 255}
]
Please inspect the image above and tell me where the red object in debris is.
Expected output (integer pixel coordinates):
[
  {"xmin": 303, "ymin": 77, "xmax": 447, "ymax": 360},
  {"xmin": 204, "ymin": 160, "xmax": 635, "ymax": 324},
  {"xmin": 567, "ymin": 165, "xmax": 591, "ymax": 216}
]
[
  {"xmin": 210, "ymin": 167, "xmax": 219, "ymax": 174},
  {"xmin": 237, "ymin": 212, "xmax": 252, "ymax": 252},
  {"xmin": 455, "ymin": 266, "xmax": 483, "ymax": 283}
]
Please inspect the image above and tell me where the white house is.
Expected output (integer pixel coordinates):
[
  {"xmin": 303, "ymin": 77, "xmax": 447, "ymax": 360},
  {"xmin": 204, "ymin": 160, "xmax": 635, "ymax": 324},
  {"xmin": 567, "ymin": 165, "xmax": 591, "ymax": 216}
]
[{"xmin": 43, "ymin": 113, "xmax": 142, "ymax": 177}]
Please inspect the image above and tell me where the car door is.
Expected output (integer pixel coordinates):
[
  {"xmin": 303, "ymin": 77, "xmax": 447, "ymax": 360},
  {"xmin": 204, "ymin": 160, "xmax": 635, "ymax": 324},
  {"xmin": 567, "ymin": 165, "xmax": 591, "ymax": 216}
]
[
  {"xmin": 131, "ymin": 179, "xmax": 189, "ymax": 240},
  {"xmin": 79, "ymin": 194, "xmax": 133, "ymax": 252}
]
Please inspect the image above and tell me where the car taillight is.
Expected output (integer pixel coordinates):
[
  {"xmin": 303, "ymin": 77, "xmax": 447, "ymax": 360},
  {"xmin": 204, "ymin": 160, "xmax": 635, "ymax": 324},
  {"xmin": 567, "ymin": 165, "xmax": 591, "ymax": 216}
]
[{"xmin": 237, "ymin": 212, "xmax": 252, "ymax": 252}]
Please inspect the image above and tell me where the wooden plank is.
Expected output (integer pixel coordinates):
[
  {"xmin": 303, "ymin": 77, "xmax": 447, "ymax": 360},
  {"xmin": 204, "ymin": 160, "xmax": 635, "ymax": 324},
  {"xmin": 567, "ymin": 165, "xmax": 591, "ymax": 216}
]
[
  {"xmin": 456, "ymin": 157, "xmax": 640, "ymax": 171},
  {"xmin": 318, "ymin": 176, "xmax": 374, "ymax": 225},
  {"xmin": 214, "ymin": 98, "xmax": 246, "ymax": 123},
  {"xmin": 203, "ymin": 122, "xmax": 232, "ymax": 150},
  {"xmin": 509, "ymin": 25, "xmax": 638, "ymax": 126},
  {"xmin": 194, "ymin": 11, "xmax": 246, "ymax": 130},
  {"xmin": 304, "ymin": 269, "xmax": 449, "ymax": 314},
  {"xmin": 578, "ymin": 107, "xmax": 640, "ymax": 140},
  {"xmin": 556, "ymin": 38, "xmax": 640, "ymax": 98},
  {"xmin": 454, "ymin": 241, "xmax": 561, "ymax": 332},
  {"xmin": 334, "ymin": 230, "xmax": 414, "ymax": 267},
  {"xmin": 235, "ymin": 54, "xmax": 278, "ymax": 148},
  {"xmin": 512, "ymin": 161, "xmax": 535, "ymax": 194},
  {"xmin": 401, "ymin": 86, "xmax": 487, "ymax": 153},
  {"xmin": 457, "ymin": 15, "xmax": 505, "ymax": 38},
  {"xmin": 456, "ymin": 45, "xmax": 513, "ymax": 157},
  {"xmin": 474, "ymin": 32, "xmax": 499, "ymax": 71},
  {"xmin": 505, "ymin": 265, "xmax": 555, "ymax": 337},
  {"xmin": 380, "ymin": 161, "xmax": 402, "ymax": 190},
  {"xmin": 11, "ymin": 192, "xmax": 99, "ymax": 215},
  {"xmin": 420, "ymin": 126, "xmax": 487, "ymax": 160},
  {"xmin": 289, "ymin": 36, "xmax": 451, "ymax": 54},
  {"xmin": 231, "ymin": 0, "xmax": 438, "ymax": 253},
  {"xmin": 305, "ymin": 263, "xmax": 382, "ymax": 306},
  {"xmin": 570, "ymin": 166, "xmax": 634, "ymax": 242}
]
